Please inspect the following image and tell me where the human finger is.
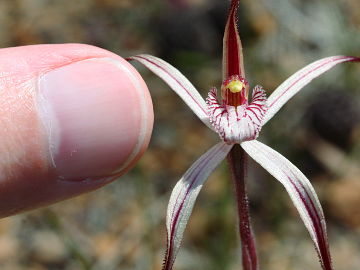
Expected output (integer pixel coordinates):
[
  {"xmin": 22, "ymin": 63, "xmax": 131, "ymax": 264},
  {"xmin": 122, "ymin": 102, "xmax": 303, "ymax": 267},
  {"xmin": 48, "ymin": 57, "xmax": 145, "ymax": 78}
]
[{"xmin": 0, "ymin": 44, "xmax": 153, "ymax": 217}]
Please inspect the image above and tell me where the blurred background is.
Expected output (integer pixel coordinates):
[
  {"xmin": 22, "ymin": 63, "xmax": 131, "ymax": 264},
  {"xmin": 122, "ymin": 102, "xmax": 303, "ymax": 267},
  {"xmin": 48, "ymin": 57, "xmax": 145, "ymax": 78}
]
[{"xmin": 1, "ymin": 0, "xmax": 360, "ymax": 269}]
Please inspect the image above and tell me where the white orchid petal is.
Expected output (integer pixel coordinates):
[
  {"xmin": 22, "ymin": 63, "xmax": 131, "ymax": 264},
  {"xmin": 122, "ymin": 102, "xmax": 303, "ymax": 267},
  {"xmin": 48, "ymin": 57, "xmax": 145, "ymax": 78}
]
[
  {"xmin": 163, "ymin": 142, "xmax": 232, "ymax": 270},
  {"xmin": 241, "ymin": 140, "xmax": 333, "ymax": 270},
  {"xmin": 264, "ymin": 55, "xmax": 360, "ymax": 125},
  {"xmin": 128, "ymin": 54, "xmax": 213, "ymax": 129}
]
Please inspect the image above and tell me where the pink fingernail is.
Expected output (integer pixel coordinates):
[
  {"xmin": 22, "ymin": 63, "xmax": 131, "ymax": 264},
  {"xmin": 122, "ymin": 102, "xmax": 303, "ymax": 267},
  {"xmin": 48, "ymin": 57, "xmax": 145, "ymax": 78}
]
[{"xmin": 37, "ymin": 57, "xmax": 153, "ymax": 181}]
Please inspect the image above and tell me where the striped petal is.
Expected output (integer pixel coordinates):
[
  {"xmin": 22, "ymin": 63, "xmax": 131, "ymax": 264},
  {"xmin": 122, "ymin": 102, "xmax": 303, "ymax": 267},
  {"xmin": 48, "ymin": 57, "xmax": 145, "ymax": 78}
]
[
  {"xmin": 241, "ymin": 140, "xmax": 332, "ymax": 270},
  {"xmin": 163, "ymin": 142, "xmax": 232, "ymax": 270},
  {"xmin": 223, "ymin": 0, "xmax": 245, "ymax": 79},
  {"xmin": 263, "ymin": 55, "xmax": 360, "ymax": 125},
  {"xmin": 127, "ymin": 54, "xmax": 213, "ymax": 129},
  {"xmin": 206, "ymin": 86, "xmax": 267, "ymax": 144}
]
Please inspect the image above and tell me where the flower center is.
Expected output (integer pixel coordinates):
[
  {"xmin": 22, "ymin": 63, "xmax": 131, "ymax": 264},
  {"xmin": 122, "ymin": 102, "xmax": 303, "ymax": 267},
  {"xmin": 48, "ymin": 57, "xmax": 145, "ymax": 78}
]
[
  {"xmin": 206, "ymin": 83, "xmax": 268, "ymax": 144},
  {"xmin": 221, "ymin": 75, "xmax": 249, "ymax": 107}
]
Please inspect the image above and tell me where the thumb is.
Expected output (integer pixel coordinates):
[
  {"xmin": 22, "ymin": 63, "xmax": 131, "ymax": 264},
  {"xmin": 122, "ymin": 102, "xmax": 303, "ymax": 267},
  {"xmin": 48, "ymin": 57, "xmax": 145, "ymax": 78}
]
[{"xmin": 0, "ymin": 44, "xmax": 153, "ymax": 218}]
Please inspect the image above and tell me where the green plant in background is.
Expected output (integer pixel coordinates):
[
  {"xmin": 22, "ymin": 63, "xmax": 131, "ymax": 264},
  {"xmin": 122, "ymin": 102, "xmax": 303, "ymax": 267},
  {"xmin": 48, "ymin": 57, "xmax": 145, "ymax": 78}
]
[{"xmin": 128, "ymin": 0, "xmax": 359, "ymax": 269}]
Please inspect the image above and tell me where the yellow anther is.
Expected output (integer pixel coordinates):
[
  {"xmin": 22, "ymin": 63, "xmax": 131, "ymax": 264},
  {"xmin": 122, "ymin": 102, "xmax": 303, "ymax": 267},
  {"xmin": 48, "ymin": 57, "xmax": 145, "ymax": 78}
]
[
  {"xmin": 225, "ymin": 80, "xmax": 244, "ymax": 93},
  {"xmin": 221, "ymin": 75, "xmax": 249, "ymax": 106}
]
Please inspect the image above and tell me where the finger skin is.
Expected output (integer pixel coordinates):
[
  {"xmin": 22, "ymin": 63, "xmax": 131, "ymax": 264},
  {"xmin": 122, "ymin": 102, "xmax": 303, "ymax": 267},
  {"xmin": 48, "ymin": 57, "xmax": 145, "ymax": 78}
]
[{"xmin": 0, "ymin": 44, "xmax": 153, "ymax": 217}]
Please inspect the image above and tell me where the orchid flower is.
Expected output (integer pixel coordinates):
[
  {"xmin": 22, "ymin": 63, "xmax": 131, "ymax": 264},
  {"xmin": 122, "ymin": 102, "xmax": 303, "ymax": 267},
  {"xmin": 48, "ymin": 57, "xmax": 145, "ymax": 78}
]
[{"xmin": 127, "ymin": 1, "xmax": 360, "ymax": 269}]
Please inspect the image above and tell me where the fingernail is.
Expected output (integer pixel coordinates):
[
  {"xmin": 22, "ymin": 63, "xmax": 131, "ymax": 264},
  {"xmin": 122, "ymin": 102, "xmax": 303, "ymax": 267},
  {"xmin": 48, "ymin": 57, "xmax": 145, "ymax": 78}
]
[{"xmin": 37, "ymin": 57, "xmax": 152, "ymax": 181}]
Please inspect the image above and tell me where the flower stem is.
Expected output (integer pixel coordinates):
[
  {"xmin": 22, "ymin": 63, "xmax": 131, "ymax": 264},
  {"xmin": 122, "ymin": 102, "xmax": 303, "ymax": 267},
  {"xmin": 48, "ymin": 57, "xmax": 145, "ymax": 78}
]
[{"xmin": 227, "ymin": 144, "xmax": 258, "ymax": 270}]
